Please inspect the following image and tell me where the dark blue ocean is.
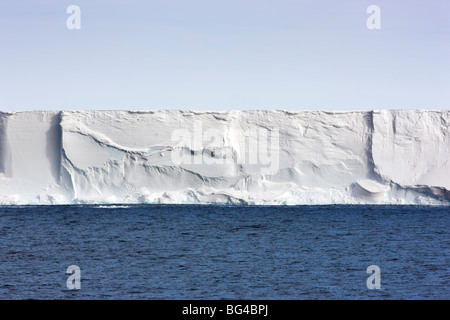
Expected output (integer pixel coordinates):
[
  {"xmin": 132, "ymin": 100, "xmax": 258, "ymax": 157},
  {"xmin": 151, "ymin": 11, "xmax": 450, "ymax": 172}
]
[{"xmin": 0, "ymin": 205, "xmax": 448, "ymax": 299}]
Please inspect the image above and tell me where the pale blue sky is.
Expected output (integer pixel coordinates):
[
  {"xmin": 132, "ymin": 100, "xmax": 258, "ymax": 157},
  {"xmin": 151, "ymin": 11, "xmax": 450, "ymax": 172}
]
[{"xmin": 0, "ymin": 0, "xmax": 449, "ymax": 111}]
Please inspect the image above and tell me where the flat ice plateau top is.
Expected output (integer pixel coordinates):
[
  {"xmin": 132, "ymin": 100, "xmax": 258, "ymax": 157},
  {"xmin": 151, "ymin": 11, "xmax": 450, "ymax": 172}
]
[{"xmin": 0, "ymin": 110, "xmax": 449, "ymax": 205}]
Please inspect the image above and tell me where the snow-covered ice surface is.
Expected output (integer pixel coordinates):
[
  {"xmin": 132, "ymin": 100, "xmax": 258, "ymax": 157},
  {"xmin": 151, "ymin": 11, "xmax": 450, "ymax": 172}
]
[{"xmin": 0, "ymin": 110, "xmax": 448, "ymax": 205}]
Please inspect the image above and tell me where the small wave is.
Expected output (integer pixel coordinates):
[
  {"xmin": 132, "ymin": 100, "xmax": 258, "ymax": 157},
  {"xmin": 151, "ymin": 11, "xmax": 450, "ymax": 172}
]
[{"xmin": 96, "ymin": 205, "xmax": 134, "ymax": 209}]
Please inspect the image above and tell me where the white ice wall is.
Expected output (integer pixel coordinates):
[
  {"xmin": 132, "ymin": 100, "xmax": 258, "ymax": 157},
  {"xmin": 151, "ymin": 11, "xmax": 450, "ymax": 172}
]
[
  {"xmin": 0, "ymin": 110, "xmax": 448, "ymax": 205},
  {"xmin": 372, "ymin": 110, "xmax": 450, "ymax": 191},
  {"xmin": 0, "ymin": 111, "xmax": 66, "ymax": 203}
]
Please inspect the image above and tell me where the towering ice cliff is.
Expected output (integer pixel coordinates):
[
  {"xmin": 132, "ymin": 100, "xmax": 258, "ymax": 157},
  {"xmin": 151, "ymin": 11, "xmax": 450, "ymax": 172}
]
[{"xmin": 0, "ymin": 110, "xmax": 448, "ymax": 205}]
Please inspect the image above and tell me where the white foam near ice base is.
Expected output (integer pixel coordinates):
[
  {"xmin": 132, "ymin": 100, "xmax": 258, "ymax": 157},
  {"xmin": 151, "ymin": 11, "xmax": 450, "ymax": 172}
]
[{"xmin": 0, "ymin": 110, "xmax": 449, "ymax": 205}]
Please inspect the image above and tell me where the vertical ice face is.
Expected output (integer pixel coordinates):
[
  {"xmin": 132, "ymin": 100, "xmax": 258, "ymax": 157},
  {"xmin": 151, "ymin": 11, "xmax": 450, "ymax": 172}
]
[
  {"xmin": 57, "ymin": 110, "xmax": 374, "ymax": 203},
  {"xmin": 0, "ymin": 111, "xmax": 66, "ymax": 203},
  {"xmin": 0, "ymin": 110, "xmax": 448, "ymax": 205},
  {"xmin": 0, "ymin": 112, "xmax": 11, "ymax": 177},
  {"xmin": 372, "ymin": 110, "xmax": 450, "ymax": 191},
  {"xmin": 7, "ymin": 111, "xmax": 61, "ymax": 185}
]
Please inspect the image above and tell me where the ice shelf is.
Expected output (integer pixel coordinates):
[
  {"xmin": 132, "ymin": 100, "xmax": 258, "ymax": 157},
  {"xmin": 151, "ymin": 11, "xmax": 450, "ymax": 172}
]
[{"xmin": 0, "ymin": 110, "xmax": 448, "ymax": 205}]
